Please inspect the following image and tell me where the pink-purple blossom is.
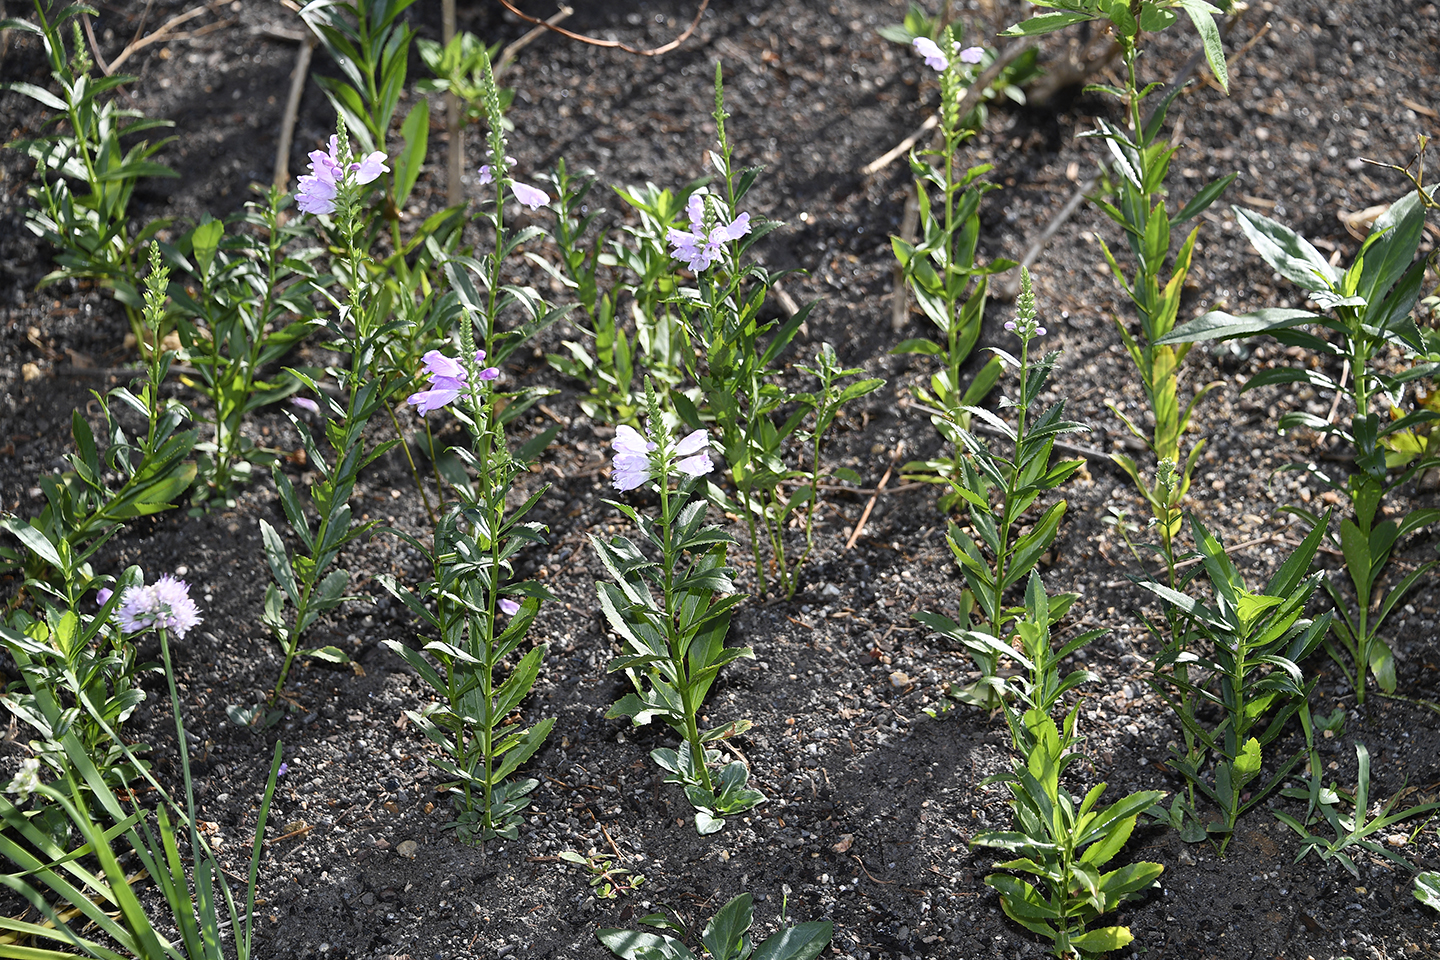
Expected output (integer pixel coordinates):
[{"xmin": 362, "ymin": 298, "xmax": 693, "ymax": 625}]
[
  {"xmin": 611, "ymin": 424, "xmax": 714, "ymax": 492},
  {"xmin": 913, "ymin": 37, "xmax": 948, "ymax": 71},
  {"xmin": 96, "ymin": 587, "xmax": 113, "ymax": 606},
  {"xmin": 294, "ymin": 135, "xmax": 390, "ymax": 216},
  {"xmin": 511, "ymin": 180, "xmax": 549, "ymax": 210},
  {"xmin": 498, "ymin": 598, "xmax": 522, "ymax": 616},
  {"xmin": 959, "ymin": 46, "xmax": 984, "ymax": 64},
  {"xmin": 116, "ymin": 573, "xmax": 202, "ymax": 639},
  {"xmin": 478, "ymin": 164, "xmax": 495, "ymax": 185},
  {"xmin": 290, "ymin": 397, "xmax": 320, "ymax": 414},
  {"xmin": 406, "ymin": 349, "xmax": 499, "ymax": 414},
  {"xmin": 667, "ymin": 194, "xmax": 752, "ymax": 272}
]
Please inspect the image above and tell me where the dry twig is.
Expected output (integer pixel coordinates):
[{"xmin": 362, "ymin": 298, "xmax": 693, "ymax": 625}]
[{"xmin": 494, "ymin": 0, "xmax": 708, "ymax": 57}]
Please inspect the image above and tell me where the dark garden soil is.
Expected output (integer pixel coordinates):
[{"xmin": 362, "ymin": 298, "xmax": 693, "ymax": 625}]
[{"xmin": 3, "ymin": 1, "xmax": 1440, "ymax": 958}]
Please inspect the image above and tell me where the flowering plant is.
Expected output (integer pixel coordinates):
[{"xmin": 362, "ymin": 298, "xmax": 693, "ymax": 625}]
[
  {"xmin": 914, "ymin": 271, "xmax": 1090, "ymax": 709},
  {"xmin": 594, "ymin": 383, "xmax": 761, "ymax": 834},
  {"xmin": 294, "ymin": 134, "xmax": 389, "ymax": 216}
]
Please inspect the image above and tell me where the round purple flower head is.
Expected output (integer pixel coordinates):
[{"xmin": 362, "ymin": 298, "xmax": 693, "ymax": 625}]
[{"xmin": 117, "ymin": 573, "xmax": 202, "ymax": 639}]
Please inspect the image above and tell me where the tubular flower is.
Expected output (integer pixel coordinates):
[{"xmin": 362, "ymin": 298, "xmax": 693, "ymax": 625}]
[
  {"xmin": 667, "ymin": 194, "xmax": 751, "ymax": 272},
  {"xmin": 295, "ymin": 134, "xmax": 389, "ymax": 215},
  {"xmin": 913, "ymin": 36, "xmax": 948, "ymax": 71},
  {"xmin": 959, "ymin": 46, "xmax": 985, "ymax": 64},
  {"xmin": 610, "ymin": 424, "xmax": 714, "ymax": 491},
  {"xmin": 406, "ymin": 349, "xmax": 499, "ymax": 414},
  {"xmin": 116, "ymin": 574, "xmax": 202, "ymax": 639},
  {"xmin": 511, "ymin": 180, "xmax": 549, "ymax": 209}
]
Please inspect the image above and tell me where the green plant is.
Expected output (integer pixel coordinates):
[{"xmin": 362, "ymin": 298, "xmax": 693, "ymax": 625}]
[
  {"xmin": 1416, "ymin": 872, "xmax": 1440, "ymax": 912},
  {"xmin": 1, "ymin": 244, "xmax": 197, "ymax": 592},
  {"xmin": 672, "ymin": 68, "xmax": 817, "ymax": 598},
  {"xmin": 1274, "ymin": 742, "xmax": 1440, "ymax": 878},
  {"xmin": 913, "ymin": 271, "xmax": 1090, "ymax": 707},
  {"xmin": 596, "ymin": 386, "xmax": 759, "ymax": 834},
  {"xmin": 544, "ymin": 169, "xmax": 698, "ymax": 424},
  {"xmin": 1160, "ymin": 186, "xmax": 1440, "ymax": 700},
  {"xmin": 2, "ymin": 1, "xmax": 176, "ymax": 350},
  {"xmin": 771, "ymin": 343, "xmax": 884, "ymax": 596},
  {"xmin": 597, "ymin": 893, "xmax": 832, "ymax": 960},
  {"xmin": 1140, "ymin": 514, "xmax": 1332, "ymax": 852},
  {"xmin": 1004, "ymin": 0, "xmax": 1234, "ymax": 578},
  {"xmin": 891, "ymin": 24, "xmax": 1038, "ymax": 495},
  {"xmin": 972, "ymin": 711, "xmax": 1165, "ymax": 958},
  {"xmin": 380, "ymin": 487, "xmax": 554, "ymax": 843},
  {"xmin": 0, "ymin": 588, "xmax": 282, "ymax": 960},
  {"xmin": 0, "ymin": 566, "xmax": 151, "ymax": 787},
  {"xmin": 168, "ymin": 192, "xmax": 319, "ymax": 500},
  {"xmin": 558, "ymin": 848, "xmax": 646, "ymax": 900}
]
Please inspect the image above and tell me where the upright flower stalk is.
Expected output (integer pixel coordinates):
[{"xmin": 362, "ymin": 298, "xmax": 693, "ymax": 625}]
[{"xmin": 595, "ymin": 381, "xmax": 762, "ymax": 834}]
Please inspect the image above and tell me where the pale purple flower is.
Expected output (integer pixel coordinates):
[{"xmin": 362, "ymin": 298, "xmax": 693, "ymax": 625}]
[
  {"xmin": 116, "ymin": 573, "xmax": 202, "ymax": 639},
  {"xmin": 290, "ymin": 397, "xmax": 320, "ymax": 414},
  {"xmin": 477, "ymin": 164, "xmax": 495, "ymax": 185},
  {"xmin": 498, "ymin": 598, "xmax": 522, "ymax": 616},
  {"xmin": 1035, "ymin": 326, "xmax": 1047, "ymax": 336},
  {"xmin": 673, "ymin": 429, "xmax": 714, "ymax": 477},
  {"xmin": 611, "ymin": 424, "xmax": 658, "ymax": 492},
  {"xmin": 350, "ymin": 151, "xmax": 389, "ymax": 184},
  {"xmin": 511, "ymin": 180, "xmax": 549, "ymax": 210},
  {"xmin": 1004, "ymin": 321, "xmax": 1017, "ymax": 331},
  {"xmin": 96, "ymin": 587, "xmax": 113, "ymax": 606},
  {"xmin": 913, "ymin": 37, "xmax": 948, "ymax": 71},
  {"xmin": 277, "ymin": 762, "xmax": 289, "ymax": 777},
  {"xmin": 667, "ymin": 194, "xmax": 752, "ymax": 273},
  {"xmin": 406, "ymin": 349, "xmax": 500, "ymax": 414},
  {"xmin": 610, "ymin": 424, "xmax": 714, "ymax": 491},
  {"xmin": 959, "ymin": 46, "xmax": 984, "ymax": 64},
  {"xmin": 294, "ymin": 135, "xmax": 388, "ymax": 216}
]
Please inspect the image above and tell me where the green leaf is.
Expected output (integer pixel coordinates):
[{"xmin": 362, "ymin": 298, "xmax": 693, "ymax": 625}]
[
  {"xmin": 302, "ymin": 646, "xmax": 349, "ymax": 664},
  {"xmin": 751, "ymin": 921, "xmax": 834, "ymax": 960},
  {"xmin": 596, "ymin": 928, "xmax": 697, "ymax": 960},
  {"xmin": 890, "ymin": 338, "xmax": 943, "ymax": 356},
  {"xmin": 1232, "ymin": 205, "xmax": 1338, "ymax": 292},
  {"xmin": 394, "ymin": 98, "xmax": 429, "ymax": 207},
  {"xmin": 1001, "ymin": 10, "xmax": 1095, "ymax": 36},
  {"xmin": 1157, "ymin": 307, "xmax": 1318, "ymax": 345},
  {"xmin": 701, "ymin": 894, "xmax": 753, "ymax": 960},
  {"xmin": 1068, "ymin": 926, "xmax": 1135, "ymax": 952},
  {"xmin": 1416, "ymin": 872, "xmax": 1440, "ymax": 913},
  {"xmin": 1177, "ymin": 0, "xmax": 1228, "ymax": 93}
]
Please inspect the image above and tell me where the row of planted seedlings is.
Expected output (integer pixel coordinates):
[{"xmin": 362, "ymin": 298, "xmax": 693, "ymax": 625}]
[{"xmin": 2, "ymin": 0, "xmax": 1440, "ymax": 957}]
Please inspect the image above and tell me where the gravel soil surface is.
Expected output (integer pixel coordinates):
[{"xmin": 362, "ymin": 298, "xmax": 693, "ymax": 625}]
[{"xmin": 3, "ymin": 1, "xmax": 1440, "ymax": 959}]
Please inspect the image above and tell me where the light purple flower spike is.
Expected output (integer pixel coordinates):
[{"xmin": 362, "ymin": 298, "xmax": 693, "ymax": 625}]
[
  {"xmin": 406, "ymin": 349, "xmax": 500, "ymax": 414},
  {"xmin": 959, "ymin": 46, "xmax": 984, "ymax": 64},
  {"xmin": 610, "ymin": 424, "xmax": 713, "ymax": 491},
  {"xmin": 667, "ymin": 194, "xmax": 752, "ymax": 273},
  {"xmin": 913, "ymin": 37, "xmax": 948, "ymax": 71},
  {"xmin": 116, "ymin": 573, "xmax": 202, "ymax": 639},
  {"xmin": 294, "ymin": 135, "xmax": 389, "ymax": 216}
]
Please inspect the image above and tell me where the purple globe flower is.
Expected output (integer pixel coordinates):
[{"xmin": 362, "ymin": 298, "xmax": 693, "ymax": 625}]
[{"xmin": 116, "ymin": 573, "xmax": 202, "ymax": 639}]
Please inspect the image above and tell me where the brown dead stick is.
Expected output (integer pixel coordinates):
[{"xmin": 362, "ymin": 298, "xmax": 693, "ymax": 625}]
[
  {"xmin": 495, "ymin": 7, "xmax": 574, "ymax": 79},
  {"xmin": 844, "ymin": 443, "xmax": 904, "ymax": 551},
  {"xmin": 495, "ymin": 0, "xmax": 708, "ymax": 57},
  {"xmin": 273, "ymin": 32, "xmax": 317, "ymax": 191},
  {"xmin": 108, "ymin": 0, "xmax": 230, "ymax": 75}
]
